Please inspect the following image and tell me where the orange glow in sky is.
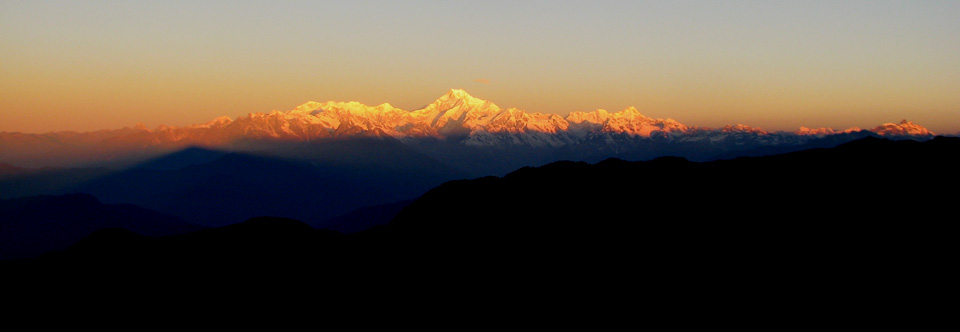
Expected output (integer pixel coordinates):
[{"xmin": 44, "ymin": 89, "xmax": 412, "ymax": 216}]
[{"xmin": 1, "ymin": 1, "xmax": 958, "ymax": 134}]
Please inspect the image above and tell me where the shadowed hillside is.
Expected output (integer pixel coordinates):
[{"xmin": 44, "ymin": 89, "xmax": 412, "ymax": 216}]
[
  {"xmin": 72, "ymin": 138, "xmax": 468, "ymax": 227},
  {"xmin": 8, "ymin": 138, "xmax": 955, "ymax": 285},
  {"xmin": 4, "ymin": 137, "xmax": 955, "ymax": 322},
  {"xmin": 0, "ymin": 194, "xmax": 202, "ymax": 260}
]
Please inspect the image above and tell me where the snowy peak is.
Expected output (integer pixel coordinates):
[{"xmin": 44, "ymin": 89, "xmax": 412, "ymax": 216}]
[
  {"xmin": 375, "ymin": 103, "xmax": 396, "ymax": 111},
  {"xmin": 796, "ymin": 126, "xmax": 862, "ymax": 136},
  {"xmin": 431, "ymin": 89, "xmax": 489, "ymax": 109},
  {"xmin": 109, "ymin": 90, "xmax": 939, "ymax": 147},
  {"xmin": 440, "ymin": 88, "xmax": 475, "ymax": 101},
  {"xmin": 201, "ymin": 116, "xmax": 233, "ymax": 128},
  {"xmin": 565, "ymin": 107, "xmax": 688, "ymax": 137},
  {"xmin": 722, "ymin": 124, "xmax": 767, "ymax": 135},
  {"xmin": 410, "ymin": 89, "xmax": 504, "ymax": 136},
  {"xmin": 425, "ymin": 89, "xmax": 500, "ymax": 113},
  {"xmin": 873, "ymin": 120, "xmax": 934, "ymax": 136},
  {"xmin": 617, "ymin": 106, "xmax": 643, "ymax": 116},
  {"xmin": 292, "ymin": 101, "xmax": 323, "ymax": 114},
  {"xmin": 566, "ymin": 109, "xmax": 611, "ymax": 124},
  {"xmin": 796, "ymin": 121, "xmax": 933, "ymax": 137}
]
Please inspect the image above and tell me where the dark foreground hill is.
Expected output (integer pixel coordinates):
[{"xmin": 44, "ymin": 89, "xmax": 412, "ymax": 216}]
[
  {"xmin": 3, "ymin": 137, "xmax": 956, "ymax": 321},
  {"xmin": 0, "ymin": 194, "xmax": 203, "ymax": 260},
  {"xmin": 368, "ymin": 136, "xmax": 956, "ymax": 288}
]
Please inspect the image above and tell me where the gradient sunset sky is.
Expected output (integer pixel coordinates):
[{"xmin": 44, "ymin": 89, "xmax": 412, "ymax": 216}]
[{"xmin": 2, "ymin": 0, "xmax": 959, "ymax": 134}]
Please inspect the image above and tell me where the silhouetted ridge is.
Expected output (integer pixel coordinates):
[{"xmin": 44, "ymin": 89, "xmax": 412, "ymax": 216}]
[
  {"xmin": 6, "ymin": 137, "xmax": 955, "ymax": 315},
  {"xmin": 0, "ymin": 193, "xmax": 200, "ymax": 260},
  {"xmin": 132, "ymin": 146, "xmax": 227, "ymax": 170},
  {"xmin": 74, "ymin": 138, "xmax": 466, "ymax": 227},
  {"xmin": 379, "ymin": 136, "xmax": 957, "ymax": 258}
]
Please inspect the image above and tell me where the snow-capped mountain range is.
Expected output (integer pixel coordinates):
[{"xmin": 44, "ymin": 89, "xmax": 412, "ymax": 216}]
[
  {"xmin": 0, "ymin": 89, "xmax": 938, "ymax": 168},
  {"xmin": 133, "ymin": 88, "xmax": 935, "ymax": 144}
]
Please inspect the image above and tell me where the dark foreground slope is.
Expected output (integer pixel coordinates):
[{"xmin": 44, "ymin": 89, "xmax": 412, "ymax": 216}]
[
  {"xmin": 0, "ymin": 194, "xmax": 203, "ymax": 260},
  {"xmin": 4, "ymin": 137, "xmax": 956, "ymax": 320},
  {"xmin": 370, "ymin": 136, "xmax": 956, "ymax": 285}
]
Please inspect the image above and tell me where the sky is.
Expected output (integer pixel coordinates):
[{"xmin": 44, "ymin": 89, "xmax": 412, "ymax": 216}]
[{"xmin": 2, "ymin": 0, "xmax": 959, "ymax": 134}]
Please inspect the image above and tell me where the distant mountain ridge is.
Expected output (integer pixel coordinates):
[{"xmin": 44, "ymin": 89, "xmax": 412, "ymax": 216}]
[
  {"xmin": 0, "ymin": 90, "xmax": 944, "ymax": 232},
  {"xmin": 0, "ymin": 89, "xmax": 935, "ymax": 168},
  {"xmin": 67, "ymin": 89, "xmax": 941, "ymax": 141}
]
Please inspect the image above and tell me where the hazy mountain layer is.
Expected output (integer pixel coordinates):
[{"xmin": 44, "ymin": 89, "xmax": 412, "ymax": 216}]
[
  {"xmin": 0, "ymin": 194, "xmax": 201, "ymax": 260},
  {"xmin": 0, "ymin": 89, "xmax": 935, "ymax": 168},
  {"xmin": 72, "ymin": 139, "xmax": 467, "ymax": 227}
]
